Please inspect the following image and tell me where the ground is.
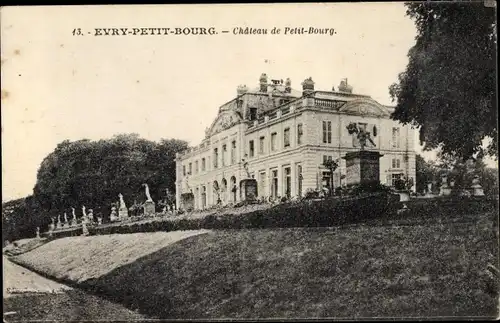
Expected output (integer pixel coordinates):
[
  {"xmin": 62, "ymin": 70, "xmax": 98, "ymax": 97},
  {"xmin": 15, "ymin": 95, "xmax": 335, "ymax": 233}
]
[
  {"xmin": 9, "ymin": 211, "xmax": 499, "ymax": 320},
  {"xmin": 3, "ymin": 256, "xmax": 148, "ymax": 321}
]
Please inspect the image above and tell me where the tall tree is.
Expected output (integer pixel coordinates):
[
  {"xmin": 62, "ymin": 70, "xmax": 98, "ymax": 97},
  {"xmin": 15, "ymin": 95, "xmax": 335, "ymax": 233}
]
[
  {"xmin": 3, "ymin": 134, "xmax": 188, "ymax": 242},
  {"xmin": 389, "ymin": 2, "xmax": 497, "ymax": 161}
]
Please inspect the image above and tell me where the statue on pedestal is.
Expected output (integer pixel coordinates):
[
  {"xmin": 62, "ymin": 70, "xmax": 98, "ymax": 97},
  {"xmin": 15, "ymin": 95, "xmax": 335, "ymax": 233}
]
[
  {"xmin": 439, "ymin": 173, "xmax": 451, "ymax": 196},
  {"xmin": 71, "ymin": 207, "xmax": 77, "ymax": 226},
  {"xmin": 471, "ymin": 175, "xmax": 485, "ymax": 196},
  {"xmin": 49, "ymin": 217, "xmax": 55, "ymax": 231},
  {"xmin": 88, "ymin": 209, "xmax": 94, "ymax": 223},
  {"xmin": 110, "ymin": 206, "xmax": 118, "ymax": 222},
  {"xmin": 36, "ymin": 227, "xmax": 40, "ymax": 239},
  {"xmin": 142, "ymin": 183, "xmax": 156, "ymax": 216},
  {"xmin": 56, "ymin": 214, "xmax": 62, "ymax": 229},
  {"xmin": 118, "ymin": 193, "xmax": 129, "ymax": 218},
  {"xmin": 64, "ymin": 212, "xmax": 68, "ymax": 226},
  {"xmin": 346, "ymin": 122, "xmax": 376, "ymax": 151},
  {"xmin": 425, "ymin": 182, "xmax": 435, "ymax": 197},
  {"xmin": 82, "ymin": 205, "xmax": 87, "ymax": 222}
]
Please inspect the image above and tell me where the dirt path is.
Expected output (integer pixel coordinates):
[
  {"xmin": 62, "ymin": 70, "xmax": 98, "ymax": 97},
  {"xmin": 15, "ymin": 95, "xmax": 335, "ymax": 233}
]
[
  {"xmin": 3, "ymin": 256, "xmax": 148, "ymax": 321},
  {"xmin": 3, "ymin": 256, "xmax": 71, "ymax": 298}
]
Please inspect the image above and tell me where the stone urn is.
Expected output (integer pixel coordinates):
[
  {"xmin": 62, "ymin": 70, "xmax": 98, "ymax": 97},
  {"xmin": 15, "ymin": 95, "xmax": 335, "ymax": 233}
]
[{"xmin": 470, "ymin": 175, "xmax": 485, "ymax": 196}]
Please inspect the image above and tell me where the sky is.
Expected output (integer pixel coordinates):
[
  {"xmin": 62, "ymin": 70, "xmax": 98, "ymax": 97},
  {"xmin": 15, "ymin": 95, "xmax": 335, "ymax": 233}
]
[{"xmin": 1, "ymin": 4, "xmax": 495, "ymax": 202}]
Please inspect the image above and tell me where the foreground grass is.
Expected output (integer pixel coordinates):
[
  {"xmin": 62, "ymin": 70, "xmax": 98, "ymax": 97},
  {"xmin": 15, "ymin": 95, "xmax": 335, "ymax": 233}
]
[
  {"xmin": 13, "ymin": 230, "xmax": 208, "ymax": 282},
  {"xmin": 3, "ymin": 289, "xmax": 148, "ymax": 321},
  {"xmin": 12, "ymin": 213, "xmax": 498, "ymax": 319}
]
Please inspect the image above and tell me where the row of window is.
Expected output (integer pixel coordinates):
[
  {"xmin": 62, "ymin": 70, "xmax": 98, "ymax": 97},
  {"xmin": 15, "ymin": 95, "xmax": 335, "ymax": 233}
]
[
  {"xmin": 183, "ymin": 140, "xmax": 240, "ymax": 176},
  {"xmin": 255, "ymin": 164, "xmax": 302, "ymax": 199},
  {"xmin": 322, "ymin": 121, "xmax": 401, "ymax": 148},
  {"xmin": 248, "ymin": 124, "xmax": 303, "ymax": 158},
  {"xmin": 183, "ymin": 122, "xmax": 403, "ymax": 175}
]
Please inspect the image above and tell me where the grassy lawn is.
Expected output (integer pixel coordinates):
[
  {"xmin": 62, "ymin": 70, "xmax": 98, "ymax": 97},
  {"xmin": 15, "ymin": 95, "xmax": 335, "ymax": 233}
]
[
  {"xmin": 12, "ymin": 213, "xmax": 498, "ymax": 319},
  {"xmin": 12, "ymin": 230, "xmax": 208, "ymax": 282},
  {"xmin": 3, "ymin": 289, "xmax": 148, "ymax": 321}
]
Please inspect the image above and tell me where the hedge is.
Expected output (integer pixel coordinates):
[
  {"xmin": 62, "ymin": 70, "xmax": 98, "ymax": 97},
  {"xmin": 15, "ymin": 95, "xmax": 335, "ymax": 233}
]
[{"xmin": 89, "ymin": 193, "xmax": 397, "ymax": 235}]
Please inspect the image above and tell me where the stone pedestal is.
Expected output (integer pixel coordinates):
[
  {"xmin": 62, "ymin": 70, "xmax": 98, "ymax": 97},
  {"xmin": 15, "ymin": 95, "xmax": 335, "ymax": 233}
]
[
  {"xmin": 143, "ymin": 201, "xmax": 156, "ymax": 216},
  {"xmin": 240, "ymin": 178, "xmax": 258, "ymax": 202},
  {"xmin": 470, "ymin": 175, "xmax": 485, "ymax": 196},
  {"xmin": 110, "ymin": 207, "xmax": 119, "ymax": 222},
  {"xmin": 439, "ymin": 174, "xmax": 451, "ymax": 196},
  {"xmin": 82, "ymin": 222, "xmax": 89, "ymax": 236},
  {"xmin": 342, "ymin": 150, "xmax": 383, "ymax": 185},
  {"xmin": 396, "ymin": 190, "xmax": 411, "ymax": 202},
  {"xmin": 119, "ymin": 207, "xmax": 129, "ymax": 219},
  {"xmin": 439, "ymin": 186, "xmax": 452, "ymax": 196}
]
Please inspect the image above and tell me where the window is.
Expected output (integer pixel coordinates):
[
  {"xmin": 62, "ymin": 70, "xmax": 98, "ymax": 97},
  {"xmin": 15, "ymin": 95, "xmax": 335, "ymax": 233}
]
[
  {"xmin": 188, "ymin": 162, "xmax": 192, "ymax": 175},
  {"xmin": 284, "ymin": 128, "xmax": 290, "ymax": 147},
  {"xmin": 201, "ymin": 158, "xmax": 206, "ymax": 171},
  {"xmin": 391, "ymin": 173, "xmax": 402, "ymax": 187},
  {"xmin": 323, "ymin": 155, "xmax": 333, "ymax": 165},
  {"xmin": 392, "ymin": 127, "xmax": 400, "ymax": 148},
  {"xmin": 259, "ymin": 136, "xmax": 265, "ymax": 154},
  {"xmin": 183, "ymin": 165, "xmax": 186, "ymax": 176},
  {"xmin": 297, "ymin": 124, "xmax": 303, "ymax": 144},
  {"xmin": 231, "ymin": 141, "xmax": 236, "ymax": 164},
  {"xmin": 195, "ymin": 160, "xmax": 199, "ymax": 174},
  {"xmin": 322, "ymin": 121, "xmax": 332, "ymax": 144},
  {"xmin": 271, "ymin": 132, "xmax": 277, "ymax": 151},
  {"xmin": 249, "ymin": 108, "xmax": 258, "ymax": 121},
  {"xmin": 249, "ymin": 140, "xmax": 255, "ymax": 157},
  {"xmin": 222, "ymin": 144, "xmax": 227, "ymax": 166},
  {"xmin": 284, "ymin": 167, "xmax": 291, "ymax": 198},
  {"xmin": 259, "ymin": 172, "xmax": 266, "ymax": 197},
  {"xmin": 297, "ymin": 164, "xmax": 303, "ymax": 197},
  {"xmin": 214, "ymin": 148, "xmax": 218, "ymax": 168},
  {"xmin": 271, "ymin": 169, "xmax": 279, "ymax": 198},
  {"xmin": 392, "ymin": 158, "xmax": 401, "ymax": 169}
]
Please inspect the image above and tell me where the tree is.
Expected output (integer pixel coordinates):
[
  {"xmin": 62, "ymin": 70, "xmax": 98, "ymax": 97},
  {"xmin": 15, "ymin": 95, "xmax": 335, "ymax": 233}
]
[
  {"xmin": 415, "ymin": 154, "xmax": 439, "ymax": 193},
  {"xmin": 323, "ymin": 159, "xmax": 339, "ymax": 196},
  {"xmin": 389, "ymin": 2, "xmax": 497, "ymax": 161},
  {"xmin": 3, "ymin": 134, "xmax": 188, "ymax": 241}
]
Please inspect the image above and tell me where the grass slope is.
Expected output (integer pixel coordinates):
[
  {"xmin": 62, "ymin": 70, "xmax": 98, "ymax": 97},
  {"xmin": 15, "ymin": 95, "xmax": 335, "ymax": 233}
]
[
  {"xmin": 13, "ymin": 230, "xmax": 208, "ymax": 283},
  {"xmin": 12, "ymin": 214, "xmax": 498, "ymax": 319},
  {"xmin": 3, "ymin": 289, "xmax": 148, "ymax": 321}
]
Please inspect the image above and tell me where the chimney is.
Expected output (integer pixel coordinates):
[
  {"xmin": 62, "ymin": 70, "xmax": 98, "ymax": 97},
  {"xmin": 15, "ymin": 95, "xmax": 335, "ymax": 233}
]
[
  {"xmin": 285, "ymin": 78, "xmax": 292, "ymax": 93},
  {"xmin": 259, "ymin": 73, "xmax": 268, "ymax": 92},
  {"xmin": 237, "ymin": 84, "xmax": 248, "ymax": 96},
  {"xmin": 338, "ymin": 78, "xmax": 353, "ymax": 93},
  {"xmin": 301, "ymin": 77, "xmax": 315, "ymax": 96}
]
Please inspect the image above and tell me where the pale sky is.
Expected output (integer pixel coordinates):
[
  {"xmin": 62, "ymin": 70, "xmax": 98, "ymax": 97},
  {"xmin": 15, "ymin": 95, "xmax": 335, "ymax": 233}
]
[{"xmin": 1, "ymin": 4, "xmax": 493, "ymax": 202}]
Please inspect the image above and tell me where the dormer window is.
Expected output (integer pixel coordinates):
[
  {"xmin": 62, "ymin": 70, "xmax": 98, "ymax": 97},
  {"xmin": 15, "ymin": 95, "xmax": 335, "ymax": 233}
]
[{"xmin": 249, "ymin": 108, "xmax": 257, "ymax": 121}]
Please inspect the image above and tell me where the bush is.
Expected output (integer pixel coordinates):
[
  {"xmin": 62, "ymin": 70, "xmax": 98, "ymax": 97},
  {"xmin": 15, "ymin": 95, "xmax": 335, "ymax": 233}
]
[
  {"xmin": 304, "ymin": 188, "xmax": 320, "ymax": 199},
  {"xmin": 344, "ymin": 180, "xmax": 393, "ymax": 196}
]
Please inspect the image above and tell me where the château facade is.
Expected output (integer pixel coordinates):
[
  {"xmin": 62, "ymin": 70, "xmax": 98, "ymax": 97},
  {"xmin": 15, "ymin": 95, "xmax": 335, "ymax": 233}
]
[{"xmin": 175, "ymin": 74, "xmax": 417, "ymax": 210}]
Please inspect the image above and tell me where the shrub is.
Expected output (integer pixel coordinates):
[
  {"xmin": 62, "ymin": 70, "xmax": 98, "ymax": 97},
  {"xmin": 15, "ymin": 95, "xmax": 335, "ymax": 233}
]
[
  {"xmin": 345, "ymin": 181, "xmax": 393, "ymax": 196},
  {"xmin": 304, "ymin": 188, "xmax": 320, "ymax": 199}
]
